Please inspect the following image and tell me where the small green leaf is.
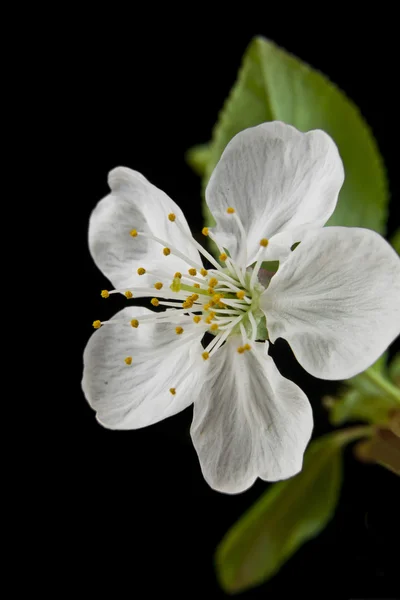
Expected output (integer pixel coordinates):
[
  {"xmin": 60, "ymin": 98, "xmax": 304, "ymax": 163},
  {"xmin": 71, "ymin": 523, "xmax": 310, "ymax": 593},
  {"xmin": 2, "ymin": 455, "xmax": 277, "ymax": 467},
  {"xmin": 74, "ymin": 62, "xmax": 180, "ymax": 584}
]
[
  {"xmin": 330, "ymin": 389, "xmax": 395, "ymax": 426},
  {"xmin": 344, "ymin": 352, "xmax": 387, "ymax": 396},
  {"xmin": 192, "ymin": 36, "xmax": 388, "ymax": 236},
  {"xmin": 185, "ymin": 143, "xmax": 211, "ymax": 177},
  {"xmin": 389, "ymin": 354, "xmax": 400, "ymax": 388},
  {"xmin": 215, "ymin": 430, "xmax": 364, "ymax": 594},
  {"xmin": 330, "ymin": 353, "xmax": 397, "ymax": 426},
  {"xmin": 391, "ymin": 229, "xmax": 400, "ymax": 254}
]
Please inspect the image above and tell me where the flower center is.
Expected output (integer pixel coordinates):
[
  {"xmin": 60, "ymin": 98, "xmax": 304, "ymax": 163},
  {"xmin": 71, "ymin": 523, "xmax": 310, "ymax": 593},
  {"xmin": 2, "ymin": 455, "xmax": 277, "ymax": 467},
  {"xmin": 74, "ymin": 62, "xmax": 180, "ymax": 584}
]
[{"xmin": 93, "ymin": 207, "xmax": 271, "ymax": 362}]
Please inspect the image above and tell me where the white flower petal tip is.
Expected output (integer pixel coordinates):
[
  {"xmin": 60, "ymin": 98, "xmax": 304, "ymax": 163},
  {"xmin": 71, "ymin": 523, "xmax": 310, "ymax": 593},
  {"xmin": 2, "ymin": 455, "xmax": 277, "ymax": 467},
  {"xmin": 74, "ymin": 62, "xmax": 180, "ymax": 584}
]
[
  {"xmin": 89, "ymin": 167, "xmax": 201, "ymax": 291},
  {"xmin": 82, "ymin": 307, "xmax": 205, "ymax": 429},
  {"xmin": 190, "ymin": 340, "xmax": 313, "ymax": 494},
  {"xmin": 205, "ymin": 121, "xmax": 344, "ymax": 265},
  {"xmin": 261, "ymin": 227, "xmax": 400, "ymax": 380}
]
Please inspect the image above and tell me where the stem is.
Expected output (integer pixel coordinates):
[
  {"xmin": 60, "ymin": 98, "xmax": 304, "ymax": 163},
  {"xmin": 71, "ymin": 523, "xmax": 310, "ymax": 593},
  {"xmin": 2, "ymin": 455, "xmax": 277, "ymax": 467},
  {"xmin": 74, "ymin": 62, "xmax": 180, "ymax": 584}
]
[
  {"xmin": 333, "ymin": 424, "xmax": 374, "ymax": 446},
  {"xmin": 362, "ymin": 369, "xmax": 400, "ymax": 405}
]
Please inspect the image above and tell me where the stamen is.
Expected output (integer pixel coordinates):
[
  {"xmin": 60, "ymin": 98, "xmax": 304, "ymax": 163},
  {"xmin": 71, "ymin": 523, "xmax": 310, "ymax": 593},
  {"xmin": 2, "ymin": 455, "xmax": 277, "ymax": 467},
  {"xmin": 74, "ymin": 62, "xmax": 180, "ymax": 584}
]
[
  {"xmin": 193, "ymin": 283, "xmax": 200, "ymax": 288},
  {"xmin": 202, "ymin": 227, "xmax": 209, "ymax": 236},
  {"xmin": 237, "ymin": 346, "xmax": 245, "ymax": 354},
  {"xmin": 169, "ymin": 387, "xmax": 176, "ymax": 395},
  {"xmin": 174, "ymin": 272, "xmax": 182, "ymax": 278},
  {"xmin": 210, "ymin": 323, "xmax": 219, "ymax": 332},
  {"xmin": 131, "ymin": 319, "xmax": 139, "ymax": 328},
  {"xmin": 125, "ymin": 291, "xmax": 133, "ymax": 299},
  {"xmin": 175, "ymin": 326, "xmax": 184, "ymax": 335},
  {"xmin": 188, "ymin": 268, "xmax": 197, "ymax": 276},
  {"xmin": 171, "ymin": 218, "xmax": 222, "ymax": 271},
  {"xmin": 208, "ymin": 277, "xmax": 218, "ymax": 288},
  {"xmin": 200, "ymin": 268, "xmax": 208, "ymax": 277},
  {"xmin": 260, "ymin": 238, "xmax": 269, "ymax": 247},
  {"xmin": 134, "ymin": 231, "xmax": 204, "ymax": 271},
  {"xmin": 219, "ymin": 253, "xmax": 228, "ymax": 262},
  {"xmin": 248, "ymin": 310, "xmax": 258, "ymax": 341},
  {"xmin": 168, "ymin": 213, "xmax": 176, "ymax": 222},
  {"xmin": 93, "ymin": 320, "xmax": 101, "ymax": 329},
  {"xmin": 125, "ymin": 357, "xmax": 133, "ymax": 365},
  {"xmin": 154, "ymin": 282, "xmax": 163, "ymax": 290},
  {"xmin": 130, "ymin": 229, "xmax": 138, "ymax": 237},
  {"xmin": 202, "ymin": 351, "xmax": 210, "ymax": 360},
  {"xmin": 101, "ymin": 290, "xmax": 109, "ymax": 298},
  {"xmin": 226, "ymin": 207, "xmax": 235, "ymax": 214},
  {"xmin": 163, "ymin": 247, "xmax": 171, "ymax": 256},
  {"xmin": 137, "ymin": 267, "xmax": 146, "ymax": 275},
  {"xmin": 236, "ymin": 290, "xmax": 245, "ymax": 299},
  {"xmin": 208, "ymin": 328, "xmax": 233, "ymax": 356},
  {"xmin": 193, "ymin": 316, "xmax": 201, "ymax": 323}
]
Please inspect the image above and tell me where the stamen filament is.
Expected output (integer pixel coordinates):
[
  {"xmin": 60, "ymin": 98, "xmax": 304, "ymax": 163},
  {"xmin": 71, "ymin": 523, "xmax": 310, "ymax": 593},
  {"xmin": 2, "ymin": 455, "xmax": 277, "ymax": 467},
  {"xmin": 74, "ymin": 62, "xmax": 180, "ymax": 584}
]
[
  {"xmin": 173, "ymin": 219, "xmax": 223, "ymax": 270},
  {"xmin": 136, "ymin": 231, "xmax": 204, "ymax": 271}
]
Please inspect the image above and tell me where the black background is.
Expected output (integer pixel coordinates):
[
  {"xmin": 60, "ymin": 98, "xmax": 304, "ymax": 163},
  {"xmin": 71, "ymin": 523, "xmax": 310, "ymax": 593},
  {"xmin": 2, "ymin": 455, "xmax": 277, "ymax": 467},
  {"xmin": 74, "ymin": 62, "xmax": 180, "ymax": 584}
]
[{"xmin": 53, "ymin": 14, "xmax": 400, "ymax": 600}]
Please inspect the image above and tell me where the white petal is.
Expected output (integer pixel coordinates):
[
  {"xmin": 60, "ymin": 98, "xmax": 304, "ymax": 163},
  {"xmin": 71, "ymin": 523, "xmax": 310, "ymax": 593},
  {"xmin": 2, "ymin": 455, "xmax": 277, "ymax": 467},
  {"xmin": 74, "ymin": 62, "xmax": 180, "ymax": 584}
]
[
  {"xmin": 190, "ymin": 339, "xmax": 313, "ymax": 494},
  {"xmin": 82, "ymin": 307, "xmax": 205, "ymax": 429},
  {"xmin": 261, "ymin": 227, "xmax": 400, "ymax": 380},
  {"xmin": 205, "ymin": 122, "xmax": 344, "ymax": 265},
  {"xmin": 89, "ymin": 167, "xmax": 202, "ymax": 290}
]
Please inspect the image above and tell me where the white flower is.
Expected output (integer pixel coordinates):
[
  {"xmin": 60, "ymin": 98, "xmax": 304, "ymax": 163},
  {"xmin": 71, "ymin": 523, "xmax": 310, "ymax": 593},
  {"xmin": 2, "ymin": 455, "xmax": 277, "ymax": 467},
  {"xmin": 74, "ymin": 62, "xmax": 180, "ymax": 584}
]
[{"xmin": 82, "ymin": 122, "xmax": 400, "ymax": 494}]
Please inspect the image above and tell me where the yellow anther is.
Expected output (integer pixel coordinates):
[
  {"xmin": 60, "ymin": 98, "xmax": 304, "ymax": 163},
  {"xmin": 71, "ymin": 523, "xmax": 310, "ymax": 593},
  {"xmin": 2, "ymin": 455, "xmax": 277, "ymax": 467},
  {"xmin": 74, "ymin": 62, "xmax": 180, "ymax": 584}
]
[
  {"xmin": 130, "ymin": 229, "xmax": 138, "ymax": 237},
  {"xmin": 124, "ymin": 356, "xmax": 132, "ymax": 365},
  {"xmin": 209, "ymin": 311, "xmax": 216, "ymax": 319},
  {"xmin": 188, "ymin": 268, "xmax": 197, "ymax": 276},
  {"xmin": 92, "ymin": 320, "xmax": 101, "ymax": 329},
  {"xmin": 226, "ymin": 207, "xmax": 235, "ymax": 214},
  {"xmin": 193, "ymin": 315, "xmax": 201, "ymax": 323},
  {"xmin": 154, "ymin": 282, "xmax": 163, "ymax": 290},
  {"xmin": 200, "ymin": 268, "xmax": 208, "ymax": 277},
  {"xmin": 219, "ymin": 253, "xmax": 228, "ymax": 262},
  {"xmin": 193, "ymin": 283, "xmax": 200, "ymax": 288},
  {"xmin": 151, "ymin": 298, "xmax": 159, "ymax": 306},
  {"xmin": 208, "ymin": 277, "xmax": 218, "ymax": 288},
  {"xmin": 237, "ymin": 346, "xmax": 245, "ymax": 354},
  {"xmin": 218, "ymin": 301, "xmax": 225, "ymax": 308},
  {"xmin": 203, "ymin": 303, "xmax": 211, "ymax": 311},
  {"xmin": 260, "ymin": 238, "xmax": 269, "ymax": 247},
  {"xmin": 244, "ymin": 343, "xmax": 252, "ymax": 351},
  {"xmin": 190, "ymin": 294, "xmax": 199, "ymax": 301},
  {"xmin": 182, "ymin": 300, "xmax": 193, "ymax": 309},
  {"xmin": 236, "ymin": 290, "xmax": 246, "ymax": 299},
  {"xmin": 202, "ymin": 351, "xmax": 210, "ymax": 361},
  {"xmin": 125, "ymin": 290, "xmax": 133, "ymax": 299},
  {"xmin": 175, "ymin": 326, "xmax": 184, "ymax": 335},
  {"xmin": 168, "ymin": 213, "xmax": 176, "ymax": 222},
  {"xmin": 163, "ymin": 247, "xmax": 171, "ymax": 256},
  {"xmin": 169, "ymin": 388, "xmax": 176, "ymax": 395},
  {"xmin": 137, "ymin": 267, "xmax": 146, "ymax": 275},
  {"xmin": 130, "ymin": 319, "xmax": 139, "ymax": 328},
  {"xmin": 202, "ymin": 227, "xmax": 209, "ymax": 236},
  {"xmin": 210, "ymin": 323, "xmax": 219, "ymax": 331},
  {"xmin": 205, "ymin": 316, "xmax": 213, "ymax": 324},
  {"xmin": 100, "ymin": 290, "xmax": 109, "ymax": 298},
  {"xmin": 212, "ymin": 294, "xmax": 222, "ymax": 303},
  {"xmin": 174, "ymin": 272, "xmax": 182, "ymax": 279}
]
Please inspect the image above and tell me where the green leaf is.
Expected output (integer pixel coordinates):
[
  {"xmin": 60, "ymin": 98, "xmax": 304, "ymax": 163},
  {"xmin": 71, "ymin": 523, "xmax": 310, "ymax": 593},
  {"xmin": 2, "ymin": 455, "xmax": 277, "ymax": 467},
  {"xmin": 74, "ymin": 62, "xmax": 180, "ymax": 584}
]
[
  {"xmin": 389, "ymin": 354, "xmax": 400, "ymax": 388},
  {"xmin": 391, "ymin": 229, "xmax": 400, "ymax": 254},
  {"xmin": 329, "ymin": 389, "xmax": 395, "ymax": 426},
  {"xmin": 185, "ymin": 143, "xmax": 211, "ymax": 177},
  {"xmin": 192, "ymin": 36, "xmax": 388, "ymax": 235},
  {"xmin": 215, "ymin": 430, "xmax": 365, "ymax": 594},
  {"xmin": 329, "ymin": 353, "xmax": 397, "ymax": 426},
  {"xmin": 344, "ymin": 352, "xmax": 387, "ymax": 396}
]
